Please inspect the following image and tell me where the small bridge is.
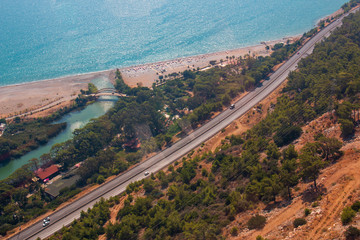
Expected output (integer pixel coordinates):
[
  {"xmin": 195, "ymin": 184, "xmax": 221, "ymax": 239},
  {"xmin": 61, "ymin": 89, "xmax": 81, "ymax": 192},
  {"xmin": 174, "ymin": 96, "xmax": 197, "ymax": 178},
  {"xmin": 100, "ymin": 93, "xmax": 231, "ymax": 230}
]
[
  {"xmin": 97, "ymin": 88, "xmax": 117, "ymax": 93},
  {"xmin": 88, "ymin": 88, "xmax": 126, "ymax": 97}
]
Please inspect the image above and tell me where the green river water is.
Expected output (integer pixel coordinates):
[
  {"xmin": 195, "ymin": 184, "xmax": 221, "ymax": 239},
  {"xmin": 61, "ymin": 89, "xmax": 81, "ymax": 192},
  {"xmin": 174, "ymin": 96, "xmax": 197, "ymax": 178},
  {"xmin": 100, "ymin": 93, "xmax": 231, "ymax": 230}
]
[{"xmin": 0, "ymin": 77, "xmax": 117, "ymax": 180}]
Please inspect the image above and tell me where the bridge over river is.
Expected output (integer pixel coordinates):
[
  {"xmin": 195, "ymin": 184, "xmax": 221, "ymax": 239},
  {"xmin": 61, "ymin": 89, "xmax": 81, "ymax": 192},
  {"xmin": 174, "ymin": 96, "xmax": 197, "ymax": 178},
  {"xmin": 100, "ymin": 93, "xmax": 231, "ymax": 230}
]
[{"xmin": 89, "ymin": 88, "xmax": 126, "ymax": 97}]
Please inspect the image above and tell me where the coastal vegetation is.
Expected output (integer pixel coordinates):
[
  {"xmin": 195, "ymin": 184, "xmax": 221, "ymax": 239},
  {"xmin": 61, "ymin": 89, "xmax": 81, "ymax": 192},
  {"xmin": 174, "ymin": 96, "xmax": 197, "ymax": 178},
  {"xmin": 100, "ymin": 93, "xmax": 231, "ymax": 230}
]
[
  {"xmin": 2, "ymin": 5, "xmax": 360, "ymax": 238},
  {"xmin": 51, "ymin": 198, "xmax": 112, "ymax": 240},
  {"xmin": 0, "ymin": 121, "xmax": 66, "ymax": 161},
  {"xmin": 0, "ymin": 84, "xmax": 98, "ymax": 164},
  {"xmin": 342, "ymin": 0, "xmax": 360, "ymax": 12},
  {"xmin": 41, "ymin": 8, "xmax": 360, "ymax": 239},
  {"xmin": 0, "ymin": 31, "xmax": 303, "ymax": 236}
]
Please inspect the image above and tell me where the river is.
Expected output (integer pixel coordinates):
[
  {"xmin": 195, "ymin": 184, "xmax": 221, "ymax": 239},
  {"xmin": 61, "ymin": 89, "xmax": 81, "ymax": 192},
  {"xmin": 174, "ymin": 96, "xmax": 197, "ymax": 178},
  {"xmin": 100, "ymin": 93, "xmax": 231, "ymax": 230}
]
[{"xmin": 0, "ymin": 77, "xmax": 117, "ymax": 180}]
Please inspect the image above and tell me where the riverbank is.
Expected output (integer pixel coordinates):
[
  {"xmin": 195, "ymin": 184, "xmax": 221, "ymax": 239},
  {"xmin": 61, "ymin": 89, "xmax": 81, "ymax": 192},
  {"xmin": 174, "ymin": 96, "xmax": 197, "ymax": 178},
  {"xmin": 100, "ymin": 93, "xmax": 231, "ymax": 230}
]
[{"xmin": 0, "ymin": 36, "xmax": 301, "ymax": 119}]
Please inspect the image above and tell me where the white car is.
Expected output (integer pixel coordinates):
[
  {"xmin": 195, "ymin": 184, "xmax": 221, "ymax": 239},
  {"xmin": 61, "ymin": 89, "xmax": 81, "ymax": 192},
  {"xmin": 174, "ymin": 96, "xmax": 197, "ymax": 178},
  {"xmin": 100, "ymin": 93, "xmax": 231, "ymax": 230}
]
[
  {"xmin": 43, "ymin": 217, "xmax": 50, "ymax": 227},
  {"xmin": 144, "ymin": 171, "xmax": 149, "ymax": 176},
  {"xmin": 229, "ymin": 104, "xmax": 235, "ymax": 109}
]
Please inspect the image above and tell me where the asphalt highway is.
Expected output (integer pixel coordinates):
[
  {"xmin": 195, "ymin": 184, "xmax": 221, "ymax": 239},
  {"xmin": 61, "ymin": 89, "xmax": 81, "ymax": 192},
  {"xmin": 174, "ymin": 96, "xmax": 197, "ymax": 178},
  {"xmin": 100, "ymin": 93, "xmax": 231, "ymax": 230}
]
[{"xmin": 10, "ymin": 7, "xmax": 359, "ymax": 240}]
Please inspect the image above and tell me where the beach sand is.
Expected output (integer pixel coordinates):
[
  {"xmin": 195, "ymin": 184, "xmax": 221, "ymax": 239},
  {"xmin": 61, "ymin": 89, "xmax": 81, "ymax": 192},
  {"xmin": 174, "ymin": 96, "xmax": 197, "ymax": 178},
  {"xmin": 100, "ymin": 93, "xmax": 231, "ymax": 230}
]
[
  {"xmin": 0, "ymin": 36, "xmax": 299, "ymax": 119},
  {"xmin": 121, "ymin": 37, "xmax": 299, "ymax": 88},
  {"xmin": 0, "ymin": 71, "xmax": 112, "ymax": 119}
]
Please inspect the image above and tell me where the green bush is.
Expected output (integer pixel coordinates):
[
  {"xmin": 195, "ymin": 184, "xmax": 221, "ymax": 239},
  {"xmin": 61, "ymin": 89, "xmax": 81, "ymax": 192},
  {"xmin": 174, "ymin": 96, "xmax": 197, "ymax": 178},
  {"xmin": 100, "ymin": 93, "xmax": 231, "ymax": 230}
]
[
  {"xmin": 160, "ymin": 179, "xmax": 169, "ymax": 189},
  {"xmin": 143, "ymin": 179, "xmax": 155, "ymax": 194},
  {"xmin": 0, "ymin": 223, "xmax": 12, "ymax": 236},
  {"xmin": 256, "ymin": 236, "xmax": 266, "ymax": 240},
  {"xmin": 247, "ymin": 214, "xmax": 266, "ymax": 230},
  {"xmin": 345, "ymin": 226, "xmax": 360, "ymax": 240},
  {"xmin": 341, "ymin": 207, "xmax": 356, "ymax": 225},
  {"xmin": 311, "ymin": 201, "xmax": 319, "ymax": 208},
  {"xmin": 201, "ymin": 168, "xmax": 208, "ymax": 177},
  {"xmin": 351, "ymin": 201, "xmax": 360, "ymax": 212},
  {"xmin": 304, "ymin": 208, "xmax": 311, "ymax": 216},
  {"xmin": 230, "ymin": 227, "xmax": 238, "ymax": 236},
  {"xmin": 97, "ymin": 175, "xmax": 105, "ymax": 184},
  {"xmin": 293, "ymin": 218, "xmax": 307, "ymax": 228},
  {"xmin": 272, "ymin": 43, "xmax": 284, "ymax": 50},
  {"xmin": 208, "ymin": 172, "xmax": 215, "ymax": 182},
  {"xmin": 339, "ymin": 118, "xmax": 355, "ymax": 137},
  {"xmin": 274, "ymin": 125, "xmax": 302, "ymax": 147}
]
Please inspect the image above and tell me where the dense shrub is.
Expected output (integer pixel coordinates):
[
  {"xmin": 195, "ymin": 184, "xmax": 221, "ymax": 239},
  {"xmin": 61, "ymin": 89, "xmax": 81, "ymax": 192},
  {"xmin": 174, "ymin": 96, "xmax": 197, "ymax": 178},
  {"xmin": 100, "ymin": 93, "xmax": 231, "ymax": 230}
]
[
  {"xmin": 341, "ymin": 207, "xmax": 356, "ymax": 225},
  {"xmin": 256, "ymin": 236, "xmax": 267, "ymax": 240},
  {"xmin": 345, "ymin": 226, "xmax": 360, "ymax": 240},
  {"xmin": 0, "ymin": 224, "xmax": 12, "ymax": 236},
  {"xmin": 293, "ymin": 218, "xmax": 307, "ymax": 228},
  {"xmin": 230, "ymin": 227, "xmax": 238, "ymax": 236},
  {"xmin": 274, "ymin": 125, "xmax": 302, "ymax": 147},
  {"xmin": 351, "ymin": 201, "xmax": 360, "ymax": 212},
  {"xmin": 339, "ymin": 118, "xmax": 355, "ymax": 137},
  {"xmin": 50, "ymin": 199, "xmax": 110, "ymax": 240},
  {"xmin": 312, "ymin": 201, "xmax": 319, "ymax": 208},
  {"xmin": 247, "ymin": 214, "xmax": 266, "ymax": 230},
  {"xmin": 97, "ymin": 175, "xmax": 105, "ymax": 184},
  {"xmin": 304, "ymin": 208, "xmax": 311, "ymax": 216}
]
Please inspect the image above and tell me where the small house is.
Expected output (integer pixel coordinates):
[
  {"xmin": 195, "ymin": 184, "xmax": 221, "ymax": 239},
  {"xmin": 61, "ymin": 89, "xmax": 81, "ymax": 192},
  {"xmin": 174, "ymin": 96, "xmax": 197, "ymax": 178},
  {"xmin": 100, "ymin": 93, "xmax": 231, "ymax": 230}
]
[{"xmin": 35, "ymin": 165, "xmax": 59, "ymax": 182}]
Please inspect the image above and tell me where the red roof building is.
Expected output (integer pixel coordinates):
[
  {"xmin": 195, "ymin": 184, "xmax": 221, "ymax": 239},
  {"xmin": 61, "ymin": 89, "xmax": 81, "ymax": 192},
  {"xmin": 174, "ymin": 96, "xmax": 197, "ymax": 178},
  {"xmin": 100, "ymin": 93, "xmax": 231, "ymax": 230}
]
[{"xmin": 35, "ymin": 165, "xmax": 59, "ymax": 180}]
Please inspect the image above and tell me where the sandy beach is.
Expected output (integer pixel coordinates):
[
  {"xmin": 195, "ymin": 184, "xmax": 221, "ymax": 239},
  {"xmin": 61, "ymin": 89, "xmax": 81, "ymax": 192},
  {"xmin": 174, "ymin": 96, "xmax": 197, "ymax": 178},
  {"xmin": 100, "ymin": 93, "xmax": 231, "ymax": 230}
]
[
  {"xmin": 120, "ymin": 37, "xmax": 301, "ymax": 88},
  {"xmin": 0, "ymin": 71, "xmax": 113, "ymax": 119},
  {"xmin": 0, "ymin": 36, "xmax": 299, "ymax": 119}
]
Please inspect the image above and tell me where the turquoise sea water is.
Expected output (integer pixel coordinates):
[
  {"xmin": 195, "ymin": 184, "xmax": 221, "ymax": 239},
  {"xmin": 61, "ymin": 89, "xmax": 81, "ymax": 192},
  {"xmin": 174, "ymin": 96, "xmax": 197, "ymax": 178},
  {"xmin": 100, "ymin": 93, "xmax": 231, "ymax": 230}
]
[{"xmin": 0, "ymin": 0, "xmax": 347, "ymax": 86}]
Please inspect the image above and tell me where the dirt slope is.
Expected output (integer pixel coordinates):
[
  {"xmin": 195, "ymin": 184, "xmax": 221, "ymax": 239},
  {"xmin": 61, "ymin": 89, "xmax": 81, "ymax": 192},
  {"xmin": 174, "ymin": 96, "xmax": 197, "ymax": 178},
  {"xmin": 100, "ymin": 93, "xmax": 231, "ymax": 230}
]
[{"xmin": 235, "ymin": 116, "xmax": 360, "ymax": 240}]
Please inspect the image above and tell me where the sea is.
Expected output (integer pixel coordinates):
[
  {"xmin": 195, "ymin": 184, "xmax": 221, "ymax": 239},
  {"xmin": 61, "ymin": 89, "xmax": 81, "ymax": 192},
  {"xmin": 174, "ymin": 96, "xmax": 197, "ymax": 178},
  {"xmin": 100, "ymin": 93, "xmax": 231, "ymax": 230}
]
[{"xmin": 0, "ymin": 0, "xmax": 348, "ymax": 86}]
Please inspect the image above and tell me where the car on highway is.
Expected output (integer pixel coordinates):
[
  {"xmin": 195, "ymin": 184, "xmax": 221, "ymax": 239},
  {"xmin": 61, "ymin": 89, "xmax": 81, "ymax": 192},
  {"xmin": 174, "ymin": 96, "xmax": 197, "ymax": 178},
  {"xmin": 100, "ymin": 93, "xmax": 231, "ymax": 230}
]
[
  {"xmin": 144, "ymin": 171, "xmax": 149, "ymax": 176},
  {"xmin": 43, "ymin": 221, "xmax": 49, "ymax": 227},
  {"xmin": 229, "ymin": 104, "xmax": 235, "ymax": 109}
]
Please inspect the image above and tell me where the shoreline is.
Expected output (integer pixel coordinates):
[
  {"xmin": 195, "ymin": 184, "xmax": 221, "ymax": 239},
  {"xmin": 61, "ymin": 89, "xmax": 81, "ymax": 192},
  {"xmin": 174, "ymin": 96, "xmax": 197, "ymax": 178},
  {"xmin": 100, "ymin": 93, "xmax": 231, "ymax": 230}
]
[
  {"xmin": 0, "ymin": 3, "xmax": 347, "ymax": 120},
  {"xmin": 0, "ymin": 69, "xmax": 113, "ymax": 89},
  {"xmin": 0, "ymin": 35, "xmax": 300, "ymax": 89},
  {"xmin": 120, "ymin": 36, "xmax": 301, "ymax": 87},
  {"xmin": 0, "ymin": 35, "xmax": 300, "ymax": 119}
]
